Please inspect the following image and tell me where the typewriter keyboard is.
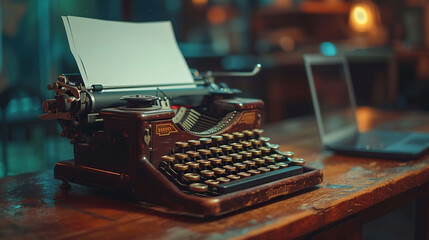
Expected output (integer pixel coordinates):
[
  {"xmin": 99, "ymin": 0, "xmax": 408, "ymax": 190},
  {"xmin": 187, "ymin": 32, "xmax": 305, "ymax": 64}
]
[{"xmin": 158, "ymin": 129, "xmax": 306, "ymax": 196}]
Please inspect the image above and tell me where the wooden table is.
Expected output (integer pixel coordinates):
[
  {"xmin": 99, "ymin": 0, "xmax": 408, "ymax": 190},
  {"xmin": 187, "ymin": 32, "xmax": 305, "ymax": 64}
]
[{"xmin": 1, "ymin": 107, "xmax": 429, "ymax": 239}]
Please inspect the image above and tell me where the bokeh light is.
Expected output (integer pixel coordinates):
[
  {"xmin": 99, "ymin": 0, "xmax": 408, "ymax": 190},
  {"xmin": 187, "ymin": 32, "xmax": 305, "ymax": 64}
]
[
  {"xmin": 320, "ymin": 42, "xmax": 337, "ymax": 56},
  {"xmin": 207, "ymin": 6, "xmax": 227, "ymax": 25},
  {"xmin": 192, "ymin": 0, "xmax": 208, "ymax": 6}
]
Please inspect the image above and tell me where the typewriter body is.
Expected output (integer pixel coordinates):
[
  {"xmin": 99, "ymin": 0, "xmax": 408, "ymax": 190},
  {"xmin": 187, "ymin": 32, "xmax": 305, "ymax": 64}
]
[{"xmin": 41, "ymin": 65, "xmax": 322, "ymax": 216}]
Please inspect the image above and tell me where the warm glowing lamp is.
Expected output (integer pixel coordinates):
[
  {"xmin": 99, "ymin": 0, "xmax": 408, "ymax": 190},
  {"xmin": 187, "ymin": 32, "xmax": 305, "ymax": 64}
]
[
  {"xmin": 349, "ymin": 1, "xmax": 386, "ymax": 46},
  {"xmin": 349, "ymin": 1, "xmax": 379, "ymax": 32}
]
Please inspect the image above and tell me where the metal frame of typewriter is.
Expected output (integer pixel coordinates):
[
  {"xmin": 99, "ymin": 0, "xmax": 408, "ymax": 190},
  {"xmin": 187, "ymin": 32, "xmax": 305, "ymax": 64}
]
[{"xmin": 41, "ymin": 65, "xmax": 323, "ymax": 216}]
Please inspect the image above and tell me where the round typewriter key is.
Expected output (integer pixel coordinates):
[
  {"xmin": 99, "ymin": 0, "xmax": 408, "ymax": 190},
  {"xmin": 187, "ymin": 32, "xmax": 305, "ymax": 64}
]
[
  {"xmin": 243, "ymin": 160, "xmax": 256, "ymax": 168},
  {"xmin": 174, "ymin": 163, "xmax": 188, "ymax": 171},
  {"xmin": 211, "ymin": 135, "xmax": 223, "ymax": 142},
  {"xmin": 241, "ymin": 141, "xmax": 251, "ymax": 148},
  {"xmin": 237, "ymin": 172, "xmax": 251, "ymax": 178},
  {"xmin": 186, "ymin": 161, "xmax": 199, "ymax": 169},
  {"xmin": 229, "ymin": 153, "xmax": 242, "ymax": 162},
  {"xmin": 208, "ymin": 158, "xmax": 222, "ymax": 165},
  {"xmin": 188, "ymin": 139, "xmax": 201, "ymax": 146},
  {"xmin": 291, "ymin": 158, "xmax": 306, "ymax": 166},
  {"xmin": 175, "ymin": 141, "xmax": 189, "ymax": 148},
  {"xmin": 231, "ymin": 143, "xmax": 243, "ymax": 151},
  {"xmin": 269, "ymin": 144, "xmax": 280, "ymax": 151},
  {"xmin": 271, "ymin": 154, "xmax": 283, "ymax": 162},
  {"xmin": 282, "ymin": 151, "xmax": 295, "ymax": 158},
  {"xmin": 223, "ymin": 165, "xmax": 236, "ymax": 173},
  {"xmin": 213, "ymin": 167, "xmax": 226, "ymax": 175},
  {"xmin": 201, "ymin": 170, "xmax": 215, "ymax": 178},
  {"xmin": 263, "ymin": 156, "xmax": 275, "ymax": 164},
  {"xmin": 219, "ymin": 155, "xmax": 232, "ymax": 164},
  {"xmin": 209, "ymin": 147, "xmax": 222, "ymax": 154},
  {"xmin": 205, "ymin": 179, "xmax": 219, "ymax": 187},
  {"xmin": 239, "ymin": 151, "xmax": 252, "ymax": 158},
  {"xmin": 197, "ymin": 149, "xmax": 211, "ymax": 157},
  {"xmin": 257, "ymin": 167, "xmax": 270, "ymax": 173},
  {"xmin": 186, "ymin": 151, "xmax": 199, "ymax": 158},
  {"xmin": 174, "ymin": 153, "xmax": 188, "ymax": 162},
  {"xmin": 161, "ymin": 155, "xmax": 175, "ymax": 162},
  {"xmin": 199, "ymin": 138, "xmax": 212, "ymax": 146},
  {"xmin": 267, "ymin": 165, "xmax": 280, "ymax": 171},
  {"xmin": 254, "ymin": 158, "xmax": 265, "ymax": 166},
  {"xmin": 233, "ymin": 132, "xmax": 244, "ymax": 140},
  {"xmin": 220, "ymin": 144, "xmax": 232, "ymax": 150},
  {"xmin": 259, "ymin": 147, "xmax": 271, "ymax": 155},
  {"xmin": 259, "ymin": 136, "xmax": 271, "ymax": 145},
  {"xmin": 216, "ymin": 177, "xmax": 230, "ymax": 183},
  {"xmin": 250, "ymin": 149, "xmax": 262, "ymax": 157},
  {"xmin": 248, "ymin": 169, "xmax": 261, "ymax": 175},
  {"xmin": 233, "ymin": 162, "xmax": 246, "ymax": 170},
  {"xmin": 253, "ymin": 129, "xmax": 264, "ymax": 136},
  {"xmin": 276, "ymin": 162, "xmax": 289, "ymax": 168},
  {"xmin": 249, "ymin": 139, "xmax": 261, "ymax": 147},
  {"xmin": 222, "ymin": 133, "xmax": 234, "ymax": 140},
  {"xmin": 243, "ymin": 130, "xmax": 254, "ymax": 138},
  {"xmin": 197, "ymin": 159, "xmax": 211, "ymax": 167},
  {"xmin": 227, "ymin": 174, "xmax": 241, "ymax": 180},
  {"xmin": 184, "ymin": 173, "xmax": 200, "ymax": 182},
  {"xmin": 220, "ymin": 145, "xmax": 232, "ymax": 152},
  {"xmin": 233, "ymin": 163, "xmax": 246, "ymax": 170},
  {"xmin": 189, "ymin": 183, "xmax": 208, "ymax": 193}
]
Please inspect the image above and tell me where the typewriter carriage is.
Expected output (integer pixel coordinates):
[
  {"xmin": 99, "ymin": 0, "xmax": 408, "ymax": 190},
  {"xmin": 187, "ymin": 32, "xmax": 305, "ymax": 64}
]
[{"xmin": 41, "ymin": 65, "xmax": 261, "ymax": 142}]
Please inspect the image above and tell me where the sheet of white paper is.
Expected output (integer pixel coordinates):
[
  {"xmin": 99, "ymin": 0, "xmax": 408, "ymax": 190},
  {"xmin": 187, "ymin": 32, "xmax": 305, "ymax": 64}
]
[
  {"xmin": 62, "ymin": 17, "xmax": 88, "ymax": 82},
  {"xmin": 62, "ymin": 16, "xmax": 194, "ymax": 88}
]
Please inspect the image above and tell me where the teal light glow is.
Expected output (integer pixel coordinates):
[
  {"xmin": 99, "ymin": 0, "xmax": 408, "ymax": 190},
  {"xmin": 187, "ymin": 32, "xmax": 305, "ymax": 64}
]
[{"xmin": 320, "ymin": 42, "xmax": 337, "ymax": 56}]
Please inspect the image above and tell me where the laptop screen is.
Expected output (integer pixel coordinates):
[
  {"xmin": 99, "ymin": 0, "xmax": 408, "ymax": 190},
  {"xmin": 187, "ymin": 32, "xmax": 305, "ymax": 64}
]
[{"xmin": 305, "ymin": 56, "xmax": 358, "ymax": 144}]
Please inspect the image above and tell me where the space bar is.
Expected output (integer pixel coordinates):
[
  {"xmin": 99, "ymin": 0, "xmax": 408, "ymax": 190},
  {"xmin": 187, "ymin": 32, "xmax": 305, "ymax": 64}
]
[{"xmin": 217, "ymin": 166, "xmax": 303, "ymax": 194}]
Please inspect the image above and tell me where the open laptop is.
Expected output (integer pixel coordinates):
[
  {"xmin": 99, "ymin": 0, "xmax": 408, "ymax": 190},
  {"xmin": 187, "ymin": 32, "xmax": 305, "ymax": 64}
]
[{"xmin": 304, "ymin": 54, "xmax": 429, "ymax": 160}]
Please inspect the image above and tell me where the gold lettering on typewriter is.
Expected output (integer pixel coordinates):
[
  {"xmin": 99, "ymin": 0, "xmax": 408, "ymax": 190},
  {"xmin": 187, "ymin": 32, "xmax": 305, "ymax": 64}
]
[
  {"xmin": 156, "ymin": 123, "xmax": 178, "ymax": 136},
  {"xmin": 267, "ymin": 185, "xmax": 291, "ymax": 198},
  {"xmin": 239, "ymin": 112, "xmax": 256, "ymax": 125}
]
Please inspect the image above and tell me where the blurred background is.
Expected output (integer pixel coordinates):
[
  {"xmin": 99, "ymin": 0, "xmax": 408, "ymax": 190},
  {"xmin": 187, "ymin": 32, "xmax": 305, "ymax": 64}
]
[{"xmin": 1, "ymin": 0, "xmax": 428, "ymax": 177}]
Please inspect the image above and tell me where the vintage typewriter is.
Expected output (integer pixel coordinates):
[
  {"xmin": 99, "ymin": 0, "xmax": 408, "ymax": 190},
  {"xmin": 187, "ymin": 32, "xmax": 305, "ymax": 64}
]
[{"xmin": 41, "ymin": 65, "xmax": 322, "ymax": 216}]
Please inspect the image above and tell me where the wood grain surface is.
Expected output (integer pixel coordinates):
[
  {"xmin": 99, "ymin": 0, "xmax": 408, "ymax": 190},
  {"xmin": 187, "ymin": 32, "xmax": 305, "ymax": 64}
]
[{"xmin": 1, "ymin": 107, "xmax": 428, "ymax": 240}]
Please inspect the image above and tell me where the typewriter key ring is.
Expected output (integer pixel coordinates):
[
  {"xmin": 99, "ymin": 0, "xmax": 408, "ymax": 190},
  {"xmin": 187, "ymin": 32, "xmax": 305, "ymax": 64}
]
[{"xmin": 189, "ymin": 183, "xmax": 208, "ymax": 193}]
